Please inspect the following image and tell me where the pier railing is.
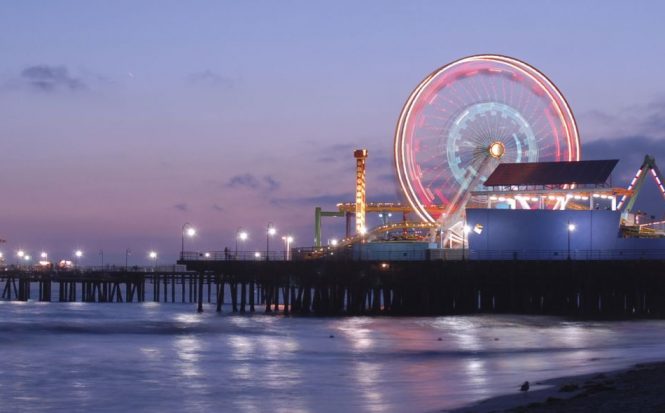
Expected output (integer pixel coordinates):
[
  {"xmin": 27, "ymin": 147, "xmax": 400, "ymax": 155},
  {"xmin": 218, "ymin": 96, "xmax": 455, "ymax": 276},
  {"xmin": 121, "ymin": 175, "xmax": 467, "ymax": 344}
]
[{"xmin": 181, "ymin": 248, "xmax": 665, "ymax": 262}]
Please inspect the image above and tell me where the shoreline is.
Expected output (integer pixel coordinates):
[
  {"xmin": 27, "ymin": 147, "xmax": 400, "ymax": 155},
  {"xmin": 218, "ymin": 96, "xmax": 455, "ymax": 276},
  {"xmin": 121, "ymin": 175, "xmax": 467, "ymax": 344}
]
[{"xmin": 448, "ymin": 361, "xmax": 665, "ymax": 413}]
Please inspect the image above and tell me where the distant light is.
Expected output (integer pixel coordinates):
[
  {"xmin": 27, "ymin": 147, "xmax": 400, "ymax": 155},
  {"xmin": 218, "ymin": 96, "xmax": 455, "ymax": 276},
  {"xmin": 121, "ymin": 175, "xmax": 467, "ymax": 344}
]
[
  {"xmin": 75, "ymin": 250, "xmax": 83, "ymax": 258},
  {"xmin": 38, "ymin": 260, "xmax": 50, "ymax": 266},
  {"xmin": 268, "ymin": 227, "xmax": 276, "ymax": 236},
  {"xmin": 254, "ymin": 251, "xmax": 261, "ymax": 258},
  {"xmin": 17, "ymin": 250, "xmax": 25, "ymax": 258},
  {"xmin": 359, "ymin": 226, "xmax": 367, "ymax": 235},
  {"xmin": 40, "ymin": 251, "xmax": 48, "ymax": 259},
  {"xmin": 388, "ymin": 213, "xmax": 392, "ymax": 217},
  {"xmin": 186, "ymin": 227, "xmax": 197, "ymax": 237},
  {"xmin": 568, "ymin": 224, "xmax": 576, "ymax": 232},
  {"xmin": 204, "ymin": 252, "xmax": 211, "ymax": 258},
  {"xmin": 149, "ymin": 251, "xmax": 158, "ymax": 260},
  {"xmin": 463, "ymin": 225, "xmax": 471, "ymax": 234},
  {"xmin": 239, "ymin": 231, "xmax": 248, "ymax": 241},
  {"xmin": 330, "ymin": 239, "xmax": 339, "ymax": 247},
  {"xmin": 380, "ymin": 262, "xmax": 389, "ymax": 269},
  {"xmin": 24, "ymin": 255, "xmax": 31, "ymax": 261},
  {"xmin": 0, "ymin": 252, "xmax": 3, "ymax": 259},
  {"xmin": 473, "ymin": 224, "xmax": 484, "ymax": 235},
  {"xmin": 282, "ymin": 235, "xmax": 294, "ymax": 243}
]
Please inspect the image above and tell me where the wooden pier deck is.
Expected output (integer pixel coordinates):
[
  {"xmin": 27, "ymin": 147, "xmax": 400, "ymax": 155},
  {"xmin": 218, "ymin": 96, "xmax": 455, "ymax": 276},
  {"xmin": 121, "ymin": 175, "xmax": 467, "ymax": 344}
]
[{"xmin": 2, "ymin": 259, "xmax": 665, "ymax": 318}]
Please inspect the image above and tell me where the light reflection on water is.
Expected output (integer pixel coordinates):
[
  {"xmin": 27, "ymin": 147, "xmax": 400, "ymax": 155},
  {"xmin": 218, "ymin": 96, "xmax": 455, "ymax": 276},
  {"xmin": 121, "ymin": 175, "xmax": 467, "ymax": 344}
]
[{"xmin": 2, "ymin": 301, "xmax": 665, "ymax": 412}]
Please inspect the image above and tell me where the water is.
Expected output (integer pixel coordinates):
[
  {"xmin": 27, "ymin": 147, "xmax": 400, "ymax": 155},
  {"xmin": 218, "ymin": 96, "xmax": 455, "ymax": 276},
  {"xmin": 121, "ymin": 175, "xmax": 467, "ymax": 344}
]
[{"xmin": 2, "ymin": 302, "xmax": 665, "ymax": 412}]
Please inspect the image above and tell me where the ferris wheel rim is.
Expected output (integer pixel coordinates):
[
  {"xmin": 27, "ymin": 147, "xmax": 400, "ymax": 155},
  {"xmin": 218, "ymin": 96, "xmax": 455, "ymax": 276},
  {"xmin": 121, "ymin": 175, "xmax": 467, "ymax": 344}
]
[{"xmin": 394, "ymin": 54, "xmax": 581, "ymax": 224}]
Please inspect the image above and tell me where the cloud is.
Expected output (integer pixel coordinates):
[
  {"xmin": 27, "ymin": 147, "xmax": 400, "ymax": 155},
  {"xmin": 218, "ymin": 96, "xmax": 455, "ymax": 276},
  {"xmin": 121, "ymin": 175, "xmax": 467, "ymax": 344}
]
[
  {"xmin": 264, "ymin": 175, "xmax": 280, "ymax": 191},
  {"xmin": 212, "ymin": 204, "xmax": 224, "ymax": 212},
  {"xmin": 187, "ymin": 70, "xmax": 234, "ymax": 88},
  {"xmin": 226, "ymin": 173, "xmax": 280, "ymax": 192},
  {"xmin": 579, "ymin": 96, "xmax": 665, "ymax": 142},
  {"xmin": 173, "ymin": 203, "xmax": 189, "ymax": 212},
  {"xmin": 19, "ymin": 65, "xmax": 87, "ymax": 92},
  {"xmin": 226, "ymin": 174, "xmax": 261, "ymax": 189}
]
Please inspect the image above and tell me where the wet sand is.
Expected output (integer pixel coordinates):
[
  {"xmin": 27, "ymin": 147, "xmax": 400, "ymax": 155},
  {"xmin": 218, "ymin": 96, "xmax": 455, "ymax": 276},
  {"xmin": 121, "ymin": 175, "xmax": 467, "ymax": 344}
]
[{"xmin": 450, "ymin": 361, "xmax": 665, "ymax": 412}]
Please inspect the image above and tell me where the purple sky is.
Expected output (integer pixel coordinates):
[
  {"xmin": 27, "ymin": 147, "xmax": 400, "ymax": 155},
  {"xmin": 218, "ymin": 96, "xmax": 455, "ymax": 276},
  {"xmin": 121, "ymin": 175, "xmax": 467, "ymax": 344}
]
[{"xmin": 2, "ymin": 1, "xmax": 665, "ymax": 265}]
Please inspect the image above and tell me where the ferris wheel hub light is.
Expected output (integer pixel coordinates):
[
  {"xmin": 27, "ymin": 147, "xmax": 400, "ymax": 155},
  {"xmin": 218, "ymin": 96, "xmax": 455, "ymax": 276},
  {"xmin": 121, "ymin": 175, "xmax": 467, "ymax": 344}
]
[{"xmin": 489, "ymin": 141, "xmax": 506, "ymax": 159}]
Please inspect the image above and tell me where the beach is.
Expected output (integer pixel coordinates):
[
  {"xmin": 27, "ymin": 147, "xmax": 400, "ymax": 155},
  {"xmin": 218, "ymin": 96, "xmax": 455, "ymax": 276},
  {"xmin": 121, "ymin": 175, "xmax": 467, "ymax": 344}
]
[{"xmin": 454, "ymin": 361, "xmax": 665, "ymax": 412}]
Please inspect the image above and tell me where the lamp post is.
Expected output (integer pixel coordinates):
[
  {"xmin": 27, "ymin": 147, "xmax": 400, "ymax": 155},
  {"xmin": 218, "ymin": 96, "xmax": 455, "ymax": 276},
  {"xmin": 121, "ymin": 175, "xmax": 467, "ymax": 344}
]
[
  {"xmin": 266, "ymin": 223, "xmax": 276, "ymax": 261},
  {"xmin": 125, "ymin": 248, "xmax": 131, "ymax": 271},
  {"xmin": 74, "ymin": 250, "xmax": 83, "ymax": 268},
  {"xmin": 236, "ymin": 229, "xmax": 248, "ymax": 260},
  {"xmin": 567, "ymin": 221, "xmax": 576, "ymax": 260},
  {"xmin": 17, "ymin": 249, "xmax": 25, "ymax": 266},
  {"xmin": 282, "ymin": 235, "xmax": 293, "ymax": 261},
  {"xmin": 358, "ymin": 226, "xmax": 367, "ymax": 260},
  {"xmin": 148, "ymin": 250, "xmax": 157, "ymax": 271},
  {"xmin": 462, "ymin": 224, "xmax": 471, "ymax": 261},
  {"xmin": 99, "ymin": 249, "xmax": 104, "ymax": 268},
  {"xmin": 181, "ymin": 223, "xmax": 196, "ymax": 259}
]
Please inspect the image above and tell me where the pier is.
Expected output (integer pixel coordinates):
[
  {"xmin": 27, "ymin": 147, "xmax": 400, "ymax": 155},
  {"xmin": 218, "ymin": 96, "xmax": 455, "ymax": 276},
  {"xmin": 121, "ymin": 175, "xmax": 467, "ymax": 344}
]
[{"xmin": 2, "ymin": 257, "xmax": 665, "ymax": 318}]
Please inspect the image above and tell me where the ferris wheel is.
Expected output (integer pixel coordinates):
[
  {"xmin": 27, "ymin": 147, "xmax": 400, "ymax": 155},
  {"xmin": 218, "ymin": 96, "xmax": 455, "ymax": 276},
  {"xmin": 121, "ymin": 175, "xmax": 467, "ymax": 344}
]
[{"xmin": 394, "ymin": 55, "xmax": 581, "ymax": 224}]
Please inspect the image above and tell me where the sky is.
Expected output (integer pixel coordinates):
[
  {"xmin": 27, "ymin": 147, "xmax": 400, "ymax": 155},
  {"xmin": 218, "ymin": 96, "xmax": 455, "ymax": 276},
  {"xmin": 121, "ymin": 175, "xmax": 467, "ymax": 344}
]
[{"xmin": 2, "ymin": 0, "xmax": 665, "ymax": 265}]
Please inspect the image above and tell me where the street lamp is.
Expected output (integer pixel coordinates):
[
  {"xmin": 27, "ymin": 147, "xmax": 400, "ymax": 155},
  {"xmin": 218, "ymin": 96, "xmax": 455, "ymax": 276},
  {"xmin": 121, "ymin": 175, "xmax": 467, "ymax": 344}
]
[
  {"xmin": 330, "ymin": 238, "xmax": 339, "ymax": 247},
  {"xmin": 567, "ymin": 221, "xmax": 576, "ymax": 260},
  {"xmin": 254, "ymin": 251, "xmax": 261, "ymax": 260},
  {"xmin": 462, "ymin": 224, "xmax": 471, "ymax": 260},
  {"xmin": 74, "ymin": 249, "xmax": 83, "ymax": 268},
  {"xmin": 125, "ymin": 248, "xmax": 131, "ymax": 271},
  {"xmin": 148, "ymin": 250, "xmax": 158, "ymax": 270},
  {"xmin": 266, "ymin": 223, "xmax": 276, "ymax": 261},
  {"xmin": 282, "ymin": 235, "xmax": 293, "ymax": 261},
  {"xmin": 40, "ymin": 251, "xmax": 48, "ymax": 259},
  {"xmin": 16, "ymin": 249, "xmax": 25, "ymax": 266},
  {"xmin": 181, "ymin": 223, "xmax": 196, "ymax": 259},
  {"xmin": 358, "ymin": 226, "xmax": 367, "ymax": 260},
  {"xmin": 236, "ymin": 229, "xmax": 248, "ymax": 260}
]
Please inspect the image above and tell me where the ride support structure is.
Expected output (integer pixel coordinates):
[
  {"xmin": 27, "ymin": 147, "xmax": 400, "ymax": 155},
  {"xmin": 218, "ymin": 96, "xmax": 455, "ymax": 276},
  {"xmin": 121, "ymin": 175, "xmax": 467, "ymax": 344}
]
[
  {"xmin": 354, "ymin": 149, "xmax": 368, "ymax": 235},
  {"xmin": 617, "ymin": 154, "xmax": 665, "ymax": 216}
]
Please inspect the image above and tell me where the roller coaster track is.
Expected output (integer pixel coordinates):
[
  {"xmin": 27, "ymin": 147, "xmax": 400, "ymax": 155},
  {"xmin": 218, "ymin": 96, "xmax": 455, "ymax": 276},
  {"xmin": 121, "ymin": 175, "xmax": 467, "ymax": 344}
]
[{"xmin": 337, "ymin": 221, "xmax": 438, "ymax": 247}]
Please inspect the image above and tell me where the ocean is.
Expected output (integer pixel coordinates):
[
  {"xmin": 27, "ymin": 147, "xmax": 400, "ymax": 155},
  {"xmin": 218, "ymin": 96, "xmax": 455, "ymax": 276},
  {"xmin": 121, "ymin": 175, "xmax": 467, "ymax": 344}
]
[{"xmin": 2, "ymin": 301, "xmax": 665, "ymax": 412}]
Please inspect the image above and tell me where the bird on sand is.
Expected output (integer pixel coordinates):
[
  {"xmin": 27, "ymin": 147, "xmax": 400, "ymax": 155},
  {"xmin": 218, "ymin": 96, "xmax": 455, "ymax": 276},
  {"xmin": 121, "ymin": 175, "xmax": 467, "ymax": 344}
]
[{"xmin": 520, "ymin": 381, "xmax": 530, "ymax": 392}]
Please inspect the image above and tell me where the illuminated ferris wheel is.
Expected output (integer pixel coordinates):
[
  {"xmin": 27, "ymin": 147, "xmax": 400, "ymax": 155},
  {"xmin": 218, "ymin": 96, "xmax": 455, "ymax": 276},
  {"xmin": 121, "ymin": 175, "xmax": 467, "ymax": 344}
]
[{"xmin": 394, "ymin": 55, "xmax": 581, "ymax": 224}]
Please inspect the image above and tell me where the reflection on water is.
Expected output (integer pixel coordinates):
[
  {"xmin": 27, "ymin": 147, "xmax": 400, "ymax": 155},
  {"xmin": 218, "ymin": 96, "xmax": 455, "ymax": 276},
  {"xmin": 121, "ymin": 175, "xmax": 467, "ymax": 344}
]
[{"xmin": 1, "ymin": 301, "xmax": 665, "ymax": 412}]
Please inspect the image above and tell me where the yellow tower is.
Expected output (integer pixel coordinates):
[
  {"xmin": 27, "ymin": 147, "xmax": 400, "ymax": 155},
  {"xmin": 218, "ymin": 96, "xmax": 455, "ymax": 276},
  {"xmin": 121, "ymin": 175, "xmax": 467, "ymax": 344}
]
[{"xmin": 354, "ymin": 149, "xmax": 368, "ymax": 235}]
